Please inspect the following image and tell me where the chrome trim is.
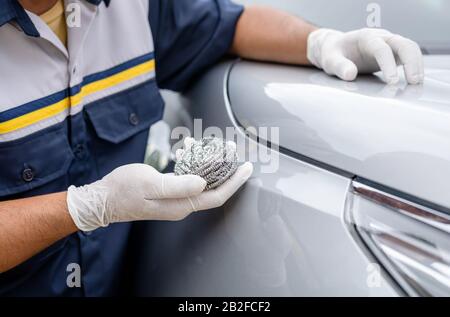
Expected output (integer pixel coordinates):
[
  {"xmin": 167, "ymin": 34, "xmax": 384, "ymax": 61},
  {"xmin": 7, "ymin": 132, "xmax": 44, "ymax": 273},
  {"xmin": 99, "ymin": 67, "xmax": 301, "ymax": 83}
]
[{"xmin": 352, "ymin": 181, "xmax": 450, "ymax": 234}]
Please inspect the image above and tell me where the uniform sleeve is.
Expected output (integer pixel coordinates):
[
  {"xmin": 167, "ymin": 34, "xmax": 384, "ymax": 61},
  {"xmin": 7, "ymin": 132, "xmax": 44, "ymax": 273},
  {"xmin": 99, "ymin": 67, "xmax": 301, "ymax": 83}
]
[{"xmin": 148, "ymin": 0, "xmax": 244, "ymax": 91}]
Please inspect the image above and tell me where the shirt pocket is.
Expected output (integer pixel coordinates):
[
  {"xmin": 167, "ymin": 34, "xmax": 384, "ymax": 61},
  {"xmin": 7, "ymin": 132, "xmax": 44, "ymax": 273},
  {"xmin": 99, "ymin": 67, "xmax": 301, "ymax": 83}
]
[
  {"xmin": 83, "ymin": 79, "xmax": 165, "ymax": 176},
  {"xmin": 0, "ymin": 124, "xmax": 74, "ymax": 200},
  {"xmin": 84, "ymin": 80, "xmax": 165, "ymax": 144}
]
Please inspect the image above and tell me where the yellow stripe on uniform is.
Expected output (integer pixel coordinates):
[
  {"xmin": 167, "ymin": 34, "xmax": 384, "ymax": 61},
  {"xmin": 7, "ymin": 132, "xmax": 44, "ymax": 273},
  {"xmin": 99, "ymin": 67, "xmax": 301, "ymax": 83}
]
[
  {"xmin": 0, "ymin": 59, "xmax": 155, "ymax": 134},
  {"xmin": 0, "ymin": 98, "xmax": 71, "ymax": 134},
  {"xmin": 70, "ymin": 60, "xmax": 155, "ymax": 106}
]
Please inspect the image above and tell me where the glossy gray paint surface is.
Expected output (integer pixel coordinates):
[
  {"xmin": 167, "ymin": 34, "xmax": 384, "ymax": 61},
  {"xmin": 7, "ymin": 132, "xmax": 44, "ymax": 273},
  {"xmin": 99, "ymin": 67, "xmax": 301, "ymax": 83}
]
[
  {"xmin": 134, "ymin": 62, "xmax": 397, "ymax": 296},
  {"xmin": 228, "ymin": 56, "xmax": 450, "ymax": 210}
]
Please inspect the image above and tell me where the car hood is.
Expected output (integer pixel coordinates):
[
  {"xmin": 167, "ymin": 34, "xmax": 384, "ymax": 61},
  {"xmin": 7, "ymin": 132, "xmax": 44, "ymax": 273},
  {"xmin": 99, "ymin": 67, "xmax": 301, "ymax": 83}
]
[{"xmin": 228, "ymin": 55, "xmax": 450, "ymax": 210}]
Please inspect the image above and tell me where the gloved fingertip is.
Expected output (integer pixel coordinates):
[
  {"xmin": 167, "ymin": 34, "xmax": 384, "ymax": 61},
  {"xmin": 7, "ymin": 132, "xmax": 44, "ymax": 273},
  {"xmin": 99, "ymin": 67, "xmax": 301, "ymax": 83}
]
[
  {"xmin": 239, "ymin": 162, "xmax": 254, "ymax": 179},
  {"xmin": 336, "ymin": 63, "xmax": 357, "ymax": 81},
  {"xmin": 343, "ymin": 68, "xmax": 358, "ymax": 81},
  {"xmin": 408, "ymin": 74, "xmax": 424, "ymax": 85},
  {"xmin": 386, "ymin": 75, "xmax": 400, "ymax": 85},
  {"xmin": 162, "ymin": 174, "xmax": 207, "ymax": 198},
  {"xmin": 199, "ymin": 177, "xmax": 208, "ymax": 189}
]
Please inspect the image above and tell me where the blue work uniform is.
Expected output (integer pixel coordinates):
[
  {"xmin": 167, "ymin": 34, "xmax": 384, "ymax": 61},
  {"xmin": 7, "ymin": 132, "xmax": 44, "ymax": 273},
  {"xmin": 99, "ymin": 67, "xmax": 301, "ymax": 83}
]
[{"xmin": 0, "ymin": 0, "xmax": 243, "ymax": 296}]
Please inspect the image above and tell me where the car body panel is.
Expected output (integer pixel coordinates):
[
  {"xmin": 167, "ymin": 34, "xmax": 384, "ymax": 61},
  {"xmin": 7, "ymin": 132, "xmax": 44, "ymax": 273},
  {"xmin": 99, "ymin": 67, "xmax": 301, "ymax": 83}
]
[
  {"xmin": 133, "ymin": 61, "xmax": 398, "ymax": 296},
  {"xmin": 228, "ymin": 55, "xmax": 450, "ymax": 210}
]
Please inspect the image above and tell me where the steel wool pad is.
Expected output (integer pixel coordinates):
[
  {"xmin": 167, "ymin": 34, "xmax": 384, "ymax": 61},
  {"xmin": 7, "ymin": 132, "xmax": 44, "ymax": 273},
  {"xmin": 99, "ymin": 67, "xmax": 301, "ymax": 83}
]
[{"xmin": 174, "ymin": 137, "xmax": 239, "ymax": 190}]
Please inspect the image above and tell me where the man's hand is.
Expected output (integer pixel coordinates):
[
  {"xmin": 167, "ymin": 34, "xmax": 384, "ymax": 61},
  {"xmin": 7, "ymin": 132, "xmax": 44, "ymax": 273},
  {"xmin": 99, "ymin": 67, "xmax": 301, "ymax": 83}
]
[
  {"xmin": 307, "ymin": 28, "xmax": 424, "ymax": 84},
  {"xmin": 67, "ymin": 162, "xmax": 253, "ymax": 232},
  {"xmin": 0, "ymin": 158, "xmax": 252, "ymax": 272},
  {"xmin": 232, "ymin": 6, "xmax": 423, "ymax": 84}
]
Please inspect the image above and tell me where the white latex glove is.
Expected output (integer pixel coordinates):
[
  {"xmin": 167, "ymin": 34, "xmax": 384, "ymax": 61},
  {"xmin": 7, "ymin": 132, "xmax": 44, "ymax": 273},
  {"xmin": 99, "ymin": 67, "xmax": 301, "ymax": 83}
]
[
  {"xmin": 67, "ymin": 162, "xmax": 253, "ymax": 232},
  {"xmin": 307, "ymin": 28, "xmax": 424, "ymax": 84}
]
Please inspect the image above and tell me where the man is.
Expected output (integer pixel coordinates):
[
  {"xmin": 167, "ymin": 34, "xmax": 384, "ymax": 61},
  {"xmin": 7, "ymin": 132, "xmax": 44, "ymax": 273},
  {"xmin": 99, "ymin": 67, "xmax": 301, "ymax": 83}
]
[{"xmin": 0, "ymin": 0, "xmax": 423, "ymax": 296}]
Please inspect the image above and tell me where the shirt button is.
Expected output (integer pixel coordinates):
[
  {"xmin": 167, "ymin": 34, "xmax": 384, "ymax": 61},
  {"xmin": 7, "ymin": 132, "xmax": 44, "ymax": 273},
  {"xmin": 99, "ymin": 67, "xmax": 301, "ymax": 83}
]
[
  {"xmin": 129, "ymin": 113, "xmax": 139, "ymax": 126},
  {"xmin": 74, "ymin": 144, "xmax": 86, "ymax": 160},
  {"xmin": 72, "ymin": 66, "xmax": 77, "ymax": 75},
  {"xmin": 22, "ymin": 168, "xmax": 34, "ymax": 182}
]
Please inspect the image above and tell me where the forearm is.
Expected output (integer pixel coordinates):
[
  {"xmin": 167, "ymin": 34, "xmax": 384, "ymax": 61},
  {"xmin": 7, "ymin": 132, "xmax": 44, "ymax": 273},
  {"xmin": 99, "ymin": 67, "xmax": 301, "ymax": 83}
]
[
  {"xmin": 0, "ymin": 192, "xmax": 77, "ymax": 273},
  {"xmin": 231, "ymin": 5, "xmax": 317, "ymax": 65}
]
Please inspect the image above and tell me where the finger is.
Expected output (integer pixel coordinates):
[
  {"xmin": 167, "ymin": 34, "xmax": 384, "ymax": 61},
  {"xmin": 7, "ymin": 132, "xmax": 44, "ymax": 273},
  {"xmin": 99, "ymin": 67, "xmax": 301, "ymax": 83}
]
[
  {"xmin": 322, "ymin": 54, "xmax": 358, "ymax": 81},
  {"xmin": 365, "ymin": 37, "xmax": 399, "ymax": 84},
  {"xmin": 152, "ymin": 162, "xmax": 254, "ymax": 219},
  {"xmin": 385, "ymin": 35, "xmax": 424, "ymax": 84},
  {"xmin": 190, "ymin": 162, "xmax": 254, "ymax": 211},
  {"xmin": 160, "ymin": 173, "xmax": 207, "ymax": 199},
  {"xmin": 141, "ymin": 198, "xmax": 196, "ymax": 221}
]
